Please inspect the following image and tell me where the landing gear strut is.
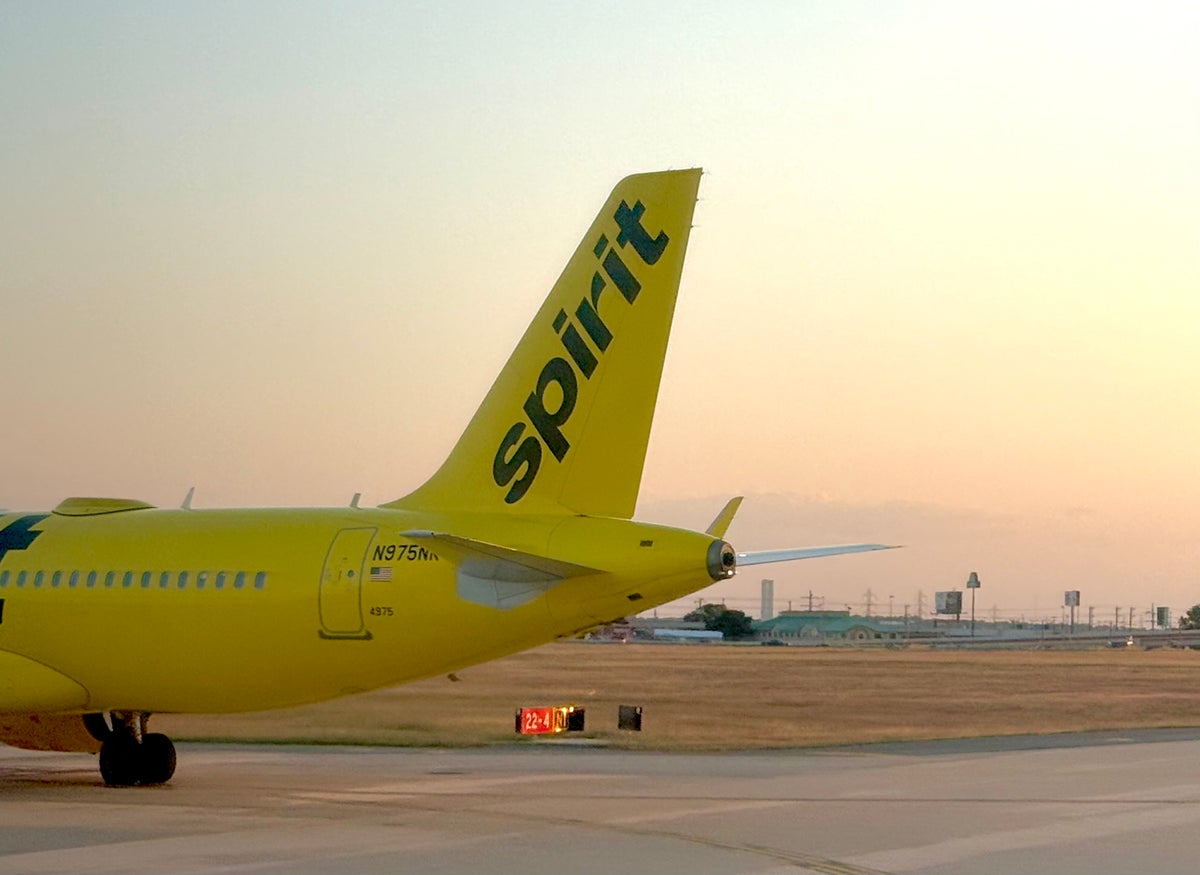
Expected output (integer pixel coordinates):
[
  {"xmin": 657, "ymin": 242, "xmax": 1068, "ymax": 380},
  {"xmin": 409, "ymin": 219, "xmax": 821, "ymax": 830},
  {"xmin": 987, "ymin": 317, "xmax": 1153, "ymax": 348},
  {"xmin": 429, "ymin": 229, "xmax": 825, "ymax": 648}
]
[{"xmin": 89, "ymin": 712, "xmax": 176, "ymax": 787}]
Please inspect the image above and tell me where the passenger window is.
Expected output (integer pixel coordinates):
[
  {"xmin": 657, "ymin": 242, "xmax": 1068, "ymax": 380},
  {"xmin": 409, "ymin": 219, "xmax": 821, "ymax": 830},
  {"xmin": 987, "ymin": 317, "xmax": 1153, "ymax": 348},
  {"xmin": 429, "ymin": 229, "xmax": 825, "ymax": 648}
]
[
  {"xmin": 0, "ymin": 570, "xmax": 7, "ymax": 587},
  {"xmin": 17, "ymin": 571, "xmax": 27, "ymax": 588},
  {"xmin": 122, "ymin": 571, "xmax": 134, "ymax": 589},
  {"xmin": 104, "ymin": 571, "xmax": 115, "ymax": 588},
  {"xmin": 34, "ymin": 571, "xmax": 45, "ymax": 588},
  {"xmin": 52, "ymin": 571, "xmax": 62, "ymax": 588},
  {"xmin": 141, "ymin": 571, "xmax": 152, "ymax": 588},
  {"xmin": 215, "ymin": 571, "xmax": 226, "ymax": 590},
  {"xmin": 197, "ymin": 571, "xmax": 207, "ymax": 590},
  {"xmin": 160, "ymin": 572, "xmax": 171, "ymax": 589},
  {"xmin": 254, "ymin": 572, "xmax": 266, "ymax": 590},
  {"xmin": 69, "ymin": 571, "xmax": 79, "ymax": 588},
  {"xmin": 178, "ymin": 571, "xmax": 189, "ymax": 589},
  {"xmin": 234, "ymin": 572, "xmax": 246, "ymax": 590},
  {"xmin": 87, "ymin": 571, "xmax": 97, "ymax": 588}
]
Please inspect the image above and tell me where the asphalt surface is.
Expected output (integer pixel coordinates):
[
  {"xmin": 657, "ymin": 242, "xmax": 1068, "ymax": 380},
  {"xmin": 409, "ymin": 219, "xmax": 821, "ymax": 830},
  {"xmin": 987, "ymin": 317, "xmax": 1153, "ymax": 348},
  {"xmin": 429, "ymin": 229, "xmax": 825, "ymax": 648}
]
[{"xmin": 4, "ymin": 729, "xmax": 1200, "ymax": 874}]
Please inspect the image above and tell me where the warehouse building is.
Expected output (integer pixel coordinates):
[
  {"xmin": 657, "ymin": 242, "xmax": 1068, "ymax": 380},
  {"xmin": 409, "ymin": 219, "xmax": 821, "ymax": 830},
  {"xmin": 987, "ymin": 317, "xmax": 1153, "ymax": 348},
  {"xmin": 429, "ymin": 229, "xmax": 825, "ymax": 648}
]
[{"xmin": 753, "ymin": 610, "xmax": 910, "ymax": 643}]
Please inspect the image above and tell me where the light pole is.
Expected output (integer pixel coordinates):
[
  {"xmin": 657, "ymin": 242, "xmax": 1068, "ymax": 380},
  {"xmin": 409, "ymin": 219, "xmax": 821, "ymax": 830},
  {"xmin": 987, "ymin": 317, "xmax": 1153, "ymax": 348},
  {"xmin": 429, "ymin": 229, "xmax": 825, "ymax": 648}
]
[{"xmin": 967, "ymin": 572, "xmax": 981, "ymax": 636}]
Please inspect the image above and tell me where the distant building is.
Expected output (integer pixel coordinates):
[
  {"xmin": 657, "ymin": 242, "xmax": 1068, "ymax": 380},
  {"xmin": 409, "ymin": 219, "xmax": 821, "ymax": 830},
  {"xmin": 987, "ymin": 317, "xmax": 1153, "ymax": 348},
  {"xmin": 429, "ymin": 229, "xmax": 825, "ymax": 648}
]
[
  {"xmin": 587, "ymin": 620, "xmax": 635, "ymax": 641},
  {"xmin": 753, "ymin": 610, "xmax": 911, "ymax": 643},
  {"xmin": 612, "ymin": 616, "xmax": 718, "ymax": 641},
  {"xmin": 652, "ymin": 628, "xmax": 724, "ymax": 641}
]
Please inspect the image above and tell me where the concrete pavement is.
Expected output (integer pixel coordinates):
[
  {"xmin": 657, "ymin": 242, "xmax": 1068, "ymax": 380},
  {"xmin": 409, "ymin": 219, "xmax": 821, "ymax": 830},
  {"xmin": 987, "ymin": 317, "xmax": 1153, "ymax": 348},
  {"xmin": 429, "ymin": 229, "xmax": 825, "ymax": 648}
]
[{"xmin": 3, "ymin": 729, "xmax": 1200, "ymax": 873}]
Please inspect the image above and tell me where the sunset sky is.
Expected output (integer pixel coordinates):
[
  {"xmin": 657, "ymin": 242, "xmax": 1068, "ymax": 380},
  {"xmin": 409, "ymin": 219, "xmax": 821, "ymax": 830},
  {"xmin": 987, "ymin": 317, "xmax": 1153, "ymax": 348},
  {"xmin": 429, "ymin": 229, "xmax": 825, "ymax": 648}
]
[{"xmin": 3, "ymin": 2, "xmax": 1198, "ymax": 622}]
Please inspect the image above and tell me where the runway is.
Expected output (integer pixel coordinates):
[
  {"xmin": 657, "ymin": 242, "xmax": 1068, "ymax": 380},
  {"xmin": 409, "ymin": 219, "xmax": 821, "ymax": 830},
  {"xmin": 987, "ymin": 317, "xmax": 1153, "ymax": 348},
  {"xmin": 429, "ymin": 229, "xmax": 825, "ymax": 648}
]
[{"xmin": 3, "ymin": 729, "xmax": 1200, "ymax": 874}]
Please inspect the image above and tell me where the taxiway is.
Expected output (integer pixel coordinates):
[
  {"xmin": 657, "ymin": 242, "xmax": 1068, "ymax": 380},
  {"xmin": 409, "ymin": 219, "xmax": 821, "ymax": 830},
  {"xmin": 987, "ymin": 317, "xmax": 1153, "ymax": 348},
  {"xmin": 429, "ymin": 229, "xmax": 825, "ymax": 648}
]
[{"xmin": 3, "ymin": 729, "xmax": 1200, "ymax": 874}]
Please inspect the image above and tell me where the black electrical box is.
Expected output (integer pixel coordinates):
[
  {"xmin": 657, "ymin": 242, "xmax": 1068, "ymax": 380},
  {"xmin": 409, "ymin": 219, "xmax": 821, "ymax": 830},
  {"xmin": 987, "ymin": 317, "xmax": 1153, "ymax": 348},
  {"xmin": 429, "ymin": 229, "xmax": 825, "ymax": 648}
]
[{"xmin": 618, "ymin": 704, "xmax": 642, "ymax": 731}]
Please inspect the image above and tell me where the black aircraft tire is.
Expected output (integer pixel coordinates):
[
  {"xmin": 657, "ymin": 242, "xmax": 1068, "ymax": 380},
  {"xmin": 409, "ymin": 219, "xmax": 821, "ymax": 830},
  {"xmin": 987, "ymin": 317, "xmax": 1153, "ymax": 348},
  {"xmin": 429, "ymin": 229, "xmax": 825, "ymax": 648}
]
[
  {"xmin": 139, "ymin": 734, "xmax": 177, "ymax": 785},
  {"xmin": 99, "ymin": 738, "xmax": 140, "ymax": 787}
]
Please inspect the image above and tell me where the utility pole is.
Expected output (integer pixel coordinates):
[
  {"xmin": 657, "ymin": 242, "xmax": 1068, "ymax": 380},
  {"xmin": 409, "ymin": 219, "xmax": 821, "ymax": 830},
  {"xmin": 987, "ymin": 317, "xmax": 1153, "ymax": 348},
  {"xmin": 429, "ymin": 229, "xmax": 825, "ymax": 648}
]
[
  {"xmin": 863, "ymin": 589, "xmax": 875, "ymax": 616},
  {"xmin": 1088, "ymin": 605, "xmax": 1094, "ymax": 630},
  {"xmin": 916, "ymin": 590, "xmax": 926, "ymax": 619},
  {"xmin": 1128, "ymin": 606, "xmax": 1135, "ymax": 629}
]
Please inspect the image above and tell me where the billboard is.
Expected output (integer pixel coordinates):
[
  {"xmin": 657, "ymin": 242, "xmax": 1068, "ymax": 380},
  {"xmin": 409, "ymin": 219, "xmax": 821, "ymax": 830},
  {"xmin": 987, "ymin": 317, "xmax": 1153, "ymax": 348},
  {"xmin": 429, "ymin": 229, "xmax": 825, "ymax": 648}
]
[
  {"xmin": 1064, "ymin": 590, "xmax": 1080, "ymax": 607},
  {"xmin": 935, "ymin": 591, "xmax": 962, "ymax": 615}
]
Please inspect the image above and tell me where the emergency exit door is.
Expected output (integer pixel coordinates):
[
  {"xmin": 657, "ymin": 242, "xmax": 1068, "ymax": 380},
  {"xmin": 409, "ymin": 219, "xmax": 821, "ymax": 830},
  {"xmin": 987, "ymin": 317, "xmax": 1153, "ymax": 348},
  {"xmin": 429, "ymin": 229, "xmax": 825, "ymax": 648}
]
[{"xmin": 318, "ymin": 527, "xmax": 375, "ymax": 640}]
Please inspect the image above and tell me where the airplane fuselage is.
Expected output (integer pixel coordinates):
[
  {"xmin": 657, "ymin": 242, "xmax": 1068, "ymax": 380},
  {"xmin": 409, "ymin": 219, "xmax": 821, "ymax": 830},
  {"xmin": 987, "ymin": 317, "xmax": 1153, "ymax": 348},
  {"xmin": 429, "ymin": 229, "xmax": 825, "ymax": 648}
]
[{"xmin": 0, "ymin": 503, "xmax": 721, "ymax": 715}]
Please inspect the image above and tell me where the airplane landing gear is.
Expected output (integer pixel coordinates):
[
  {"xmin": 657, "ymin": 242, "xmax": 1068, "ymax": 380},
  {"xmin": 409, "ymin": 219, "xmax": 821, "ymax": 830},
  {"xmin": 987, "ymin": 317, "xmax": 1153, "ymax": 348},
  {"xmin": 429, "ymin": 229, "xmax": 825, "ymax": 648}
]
[{"xmin": 93, "ymin": 712, "xmax": 177, "ymax": 787}]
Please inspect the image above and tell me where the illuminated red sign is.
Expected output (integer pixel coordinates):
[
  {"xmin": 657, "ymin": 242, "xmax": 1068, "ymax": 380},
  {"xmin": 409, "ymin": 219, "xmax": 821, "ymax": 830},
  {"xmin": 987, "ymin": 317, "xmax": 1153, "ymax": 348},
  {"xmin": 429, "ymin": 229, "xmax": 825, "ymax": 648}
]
[{"xmin": 518, "ymin": 707, "xmax": 560, "ymax": 735}]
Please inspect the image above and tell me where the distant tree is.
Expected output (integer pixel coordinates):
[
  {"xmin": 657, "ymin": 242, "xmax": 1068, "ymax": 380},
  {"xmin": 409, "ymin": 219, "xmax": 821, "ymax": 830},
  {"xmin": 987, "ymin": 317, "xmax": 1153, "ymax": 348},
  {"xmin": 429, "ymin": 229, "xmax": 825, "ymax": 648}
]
[
  {"xmin": 1179, "ymin": 605, "xmax": 1200, "ymax": 630},
  {"xmin": 684, "ymin": 603, "xmax": 727, "ymax": 623},
  {"xmin": 684, "ymin": 603, "xmax": 754, "ymax": 640},
  {"xmin": 708, "ymin": 608, "xmax": 754, "ymax": 640}
]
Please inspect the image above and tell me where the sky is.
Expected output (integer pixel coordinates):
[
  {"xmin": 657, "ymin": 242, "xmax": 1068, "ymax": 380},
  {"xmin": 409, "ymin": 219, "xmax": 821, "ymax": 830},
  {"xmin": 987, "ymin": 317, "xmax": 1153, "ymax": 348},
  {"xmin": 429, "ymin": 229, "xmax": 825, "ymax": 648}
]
[{"xmin": 2, "ymin": 1, "xmax": 1198, "ymax": 623}]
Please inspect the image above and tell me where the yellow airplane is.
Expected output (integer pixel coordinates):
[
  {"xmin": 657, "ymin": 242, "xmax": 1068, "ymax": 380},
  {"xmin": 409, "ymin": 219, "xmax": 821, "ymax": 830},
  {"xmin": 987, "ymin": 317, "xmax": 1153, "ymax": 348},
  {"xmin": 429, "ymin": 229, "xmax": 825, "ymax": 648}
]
[{"xmin": 0, "ymin": 169, "xmax": 892, "ymax": 786}]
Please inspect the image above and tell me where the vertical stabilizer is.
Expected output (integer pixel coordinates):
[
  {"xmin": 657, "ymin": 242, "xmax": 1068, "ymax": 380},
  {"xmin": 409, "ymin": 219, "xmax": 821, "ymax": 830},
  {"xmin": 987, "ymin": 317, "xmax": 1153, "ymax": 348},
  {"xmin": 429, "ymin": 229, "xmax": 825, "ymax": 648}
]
[{"xmin": 386, "ymin": 169, "xmax": 702, "ymax": 518}]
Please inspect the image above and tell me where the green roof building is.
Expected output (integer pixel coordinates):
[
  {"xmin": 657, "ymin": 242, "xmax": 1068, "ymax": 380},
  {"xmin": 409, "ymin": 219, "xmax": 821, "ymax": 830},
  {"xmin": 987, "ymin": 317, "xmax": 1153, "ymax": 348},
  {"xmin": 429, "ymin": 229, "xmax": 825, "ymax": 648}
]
[{"xmin": 753, "ymin": 610, "xmax": 911, "ymax": 643}]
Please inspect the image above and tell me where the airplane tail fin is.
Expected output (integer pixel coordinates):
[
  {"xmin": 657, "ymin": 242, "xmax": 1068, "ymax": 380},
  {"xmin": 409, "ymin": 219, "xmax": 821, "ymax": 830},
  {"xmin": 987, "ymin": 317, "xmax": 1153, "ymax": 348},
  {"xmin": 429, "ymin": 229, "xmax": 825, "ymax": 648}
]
[{"xmin": 385, "ymin": 169, "xmax": 702, "ymax": 518}]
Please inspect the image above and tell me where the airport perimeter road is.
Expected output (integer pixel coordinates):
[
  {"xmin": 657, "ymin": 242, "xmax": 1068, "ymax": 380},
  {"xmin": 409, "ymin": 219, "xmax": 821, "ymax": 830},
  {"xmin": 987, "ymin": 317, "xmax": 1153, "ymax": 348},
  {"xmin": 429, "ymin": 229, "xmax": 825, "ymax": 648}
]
[{"xmin": 4, "ymin": 730, "xmax": 1200, "ymax": 874}]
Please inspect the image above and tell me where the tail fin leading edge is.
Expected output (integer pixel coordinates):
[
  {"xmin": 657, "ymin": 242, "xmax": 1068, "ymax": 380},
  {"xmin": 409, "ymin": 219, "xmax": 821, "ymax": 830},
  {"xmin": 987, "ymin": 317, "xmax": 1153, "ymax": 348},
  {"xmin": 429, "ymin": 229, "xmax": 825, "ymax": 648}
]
[{"xmin": 386, "ymin": 169, "xmax": 702, "ymax": 518}]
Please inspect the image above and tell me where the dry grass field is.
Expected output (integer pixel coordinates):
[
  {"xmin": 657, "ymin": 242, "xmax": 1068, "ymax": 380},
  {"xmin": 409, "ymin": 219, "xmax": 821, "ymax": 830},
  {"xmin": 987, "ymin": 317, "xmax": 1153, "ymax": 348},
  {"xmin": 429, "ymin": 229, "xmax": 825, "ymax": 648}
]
[{"xmin": 157, "ymin": 642, "xmax": 1200, "ymax": 750}]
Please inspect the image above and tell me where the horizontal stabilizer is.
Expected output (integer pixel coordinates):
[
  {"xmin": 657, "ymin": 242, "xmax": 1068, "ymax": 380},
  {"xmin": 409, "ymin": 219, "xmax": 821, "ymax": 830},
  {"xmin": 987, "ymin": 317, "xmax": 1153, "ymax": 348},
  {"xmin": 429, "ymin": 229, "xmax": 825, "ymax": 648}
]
[
  {"xmin": 402, "ymin": 530, "xmax": 603, "ymax": 612},
  {"xmin": 401, "ymin": 530, "xmax": 601, "ymax": 583},
  {"xmin": 737, "ymin": 544, "xmax": 899, "ymax": 566},
  {"xmin": 705, "ymin": 496, "xmax": 743, "ymax": 538}
]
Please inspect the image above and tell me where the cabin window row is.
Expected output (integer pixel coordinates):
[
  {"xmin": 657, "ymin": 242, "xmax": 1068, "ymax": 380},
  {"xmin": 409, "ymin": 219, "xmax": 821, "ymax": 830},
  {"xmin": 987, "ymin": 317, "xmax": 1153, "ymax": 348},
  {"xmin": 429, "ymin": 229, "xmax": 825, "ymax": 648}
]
[{"xmin": 0, "ymin": 569, "xmax": 267, "ymax": 591}]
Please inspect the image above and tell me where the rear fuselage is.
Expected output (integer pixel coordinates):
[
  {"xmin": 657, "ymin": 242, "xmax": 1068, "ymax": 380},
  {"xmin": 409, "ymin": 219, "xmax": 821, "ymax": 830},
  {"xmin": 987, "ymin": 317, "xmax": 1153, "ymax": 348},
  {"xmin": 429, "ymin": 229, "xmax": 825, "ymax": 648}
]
[{"xmin": 0, "ymin": 505, "xmax": 719, "ymax": 714}]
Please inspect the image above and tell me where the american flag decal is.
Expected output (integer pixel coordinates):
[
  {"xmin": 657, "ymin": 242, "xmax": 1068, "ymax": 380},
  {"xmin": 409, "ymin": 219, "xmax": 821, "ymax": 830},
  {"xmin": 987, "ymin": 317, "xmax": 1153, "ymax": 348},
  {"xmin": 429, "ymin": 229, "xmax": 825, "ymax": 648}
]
[{"xmin": 369, "ymin": 566, "xmax": 393, "ymax": 582}]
